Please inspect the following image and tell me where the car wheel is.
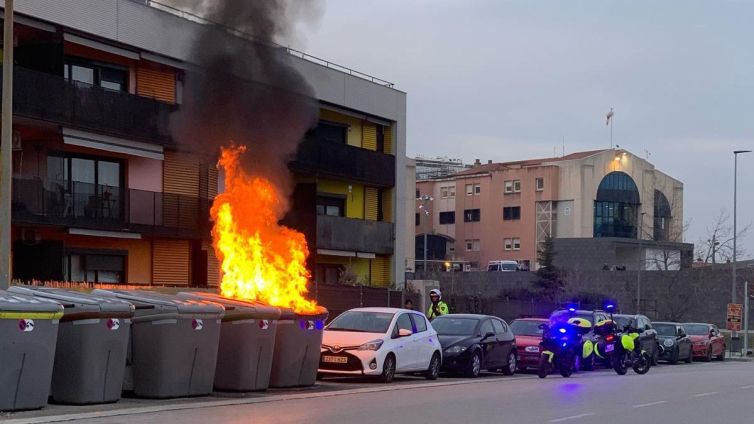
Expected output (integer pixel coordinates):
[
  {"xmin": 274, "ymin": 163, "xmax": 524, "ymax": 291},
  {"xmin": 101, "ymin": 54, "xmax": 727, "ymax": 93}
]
[
  {"xmin": 685, "ymin": 347, "xmax": 693, "ymax": 363},
  {"xmin": 669, "ymin": 348, "xmax": 678, "ymax": 365},
  {"xmin": 652, "ymin": 346, "xmax": 660, "ymax": 366},
  {"xmin": 718, "ymin": 347, "xmax": 726, "ymax": 361},
  {"xmin": 502, "ymin": 352, "xmax": 517, "ymax": 376},
  {"xmin": 426, "ymin": 352, "xmax": 441, "ymax": 380},
  {"xmin": 380, "ymin": 354, "xmax": 396, "ymax": 384},
  {"xmin": 704, "ymin": 347, "xmax": 712, "ymax": 362},
  {"xmin": 465, "ymin": 350, "xmax": 482, "ymax": 378}
]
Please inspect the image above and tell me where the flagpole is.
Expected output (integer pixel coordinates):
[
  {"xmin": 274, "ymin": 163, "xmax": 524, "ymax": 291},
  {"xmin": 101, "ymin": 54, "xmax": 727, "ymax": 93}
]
[{"xmin": 610, "ymin": 113, "xmax": 613, "ymax": 148}]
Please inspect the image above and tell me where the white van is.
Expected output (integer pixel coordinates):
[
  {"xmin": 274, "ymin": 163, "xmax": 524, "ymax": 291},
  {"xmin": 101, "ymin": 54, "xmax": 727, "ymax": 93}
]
[{"xmin": 487, "ymin": 260, "xmax": 519, "ymax": 272}]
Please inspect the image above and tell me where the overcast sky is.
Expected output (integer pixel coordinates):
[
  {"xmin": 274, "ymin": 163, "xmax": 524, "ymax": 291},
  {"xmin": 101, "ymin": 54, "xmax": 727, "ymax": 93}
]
[{"xmin": 293, "ymin": 0, "xmax": 754, "ymax": 258}]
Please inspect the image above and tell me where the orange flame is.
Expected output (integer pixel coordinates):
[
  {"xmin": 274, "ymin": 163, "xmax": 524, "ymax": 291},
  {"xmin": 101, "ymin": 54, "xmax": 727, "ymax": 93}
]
[{"xmin": 212, "ymin": 145, "xmax": 318, "ymax": 314}]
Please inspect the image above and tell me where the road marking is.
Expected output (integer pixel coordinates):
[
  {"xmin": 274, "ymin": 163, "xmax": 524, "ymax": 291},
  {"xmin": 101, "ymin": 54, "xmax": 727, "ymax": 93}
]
[
  {"xmin": 549, "ymin": 413, "xmax": 596, "ymax": 423},
  {"xmin": 693, "ymin": 392, "xmax": 719, "ymax": 397},
  {"xmin": 739, "ymin": 385, "xmax": 754, "ymax": 389},
  {"xmin": 632, "ymin": 400, "xmax": 668, "ymax": 408}
]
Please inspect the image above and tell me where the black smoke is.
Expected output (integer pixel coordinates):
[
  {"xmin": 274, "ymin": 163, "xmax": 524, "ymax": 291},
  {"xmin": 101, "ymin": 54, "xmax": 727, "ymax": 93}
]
[{"xmin": 168, "ymin": 0, "xmax": 322, "ymax": 210}]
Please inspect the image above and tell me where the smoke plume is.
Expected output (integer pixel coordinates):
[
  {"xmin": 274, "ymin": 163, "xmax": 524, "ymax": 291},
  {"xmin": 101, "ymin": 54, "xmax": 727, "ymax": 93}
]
[{"xmin": 168, "ymin": 0, "xmax": 323, "ymax": 215}]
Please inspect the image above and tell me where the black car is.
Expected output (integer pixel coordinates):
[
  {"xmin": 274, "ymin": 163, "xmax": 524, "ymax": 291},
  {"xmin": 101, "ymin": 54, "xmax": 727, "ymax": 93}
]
[
  {"xmin": 612, "ymin": 314, "xmax": 661, "ymax": 365},
  {"xmin": 653, "ymin": 322, "xmax": 693, "ymax": 364},
  {"xmin": 432, "ymin": 314, "xmax": 517, "ymax": 378}
]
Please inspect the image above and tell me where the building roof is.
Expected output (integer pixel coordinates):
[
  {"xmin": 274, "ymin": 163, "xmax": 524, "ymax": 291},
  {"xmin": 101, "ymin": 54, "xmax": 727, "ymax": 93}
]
[{"xmin": 452, "ymin": 149, "xmax": 609, "ymax": 177}]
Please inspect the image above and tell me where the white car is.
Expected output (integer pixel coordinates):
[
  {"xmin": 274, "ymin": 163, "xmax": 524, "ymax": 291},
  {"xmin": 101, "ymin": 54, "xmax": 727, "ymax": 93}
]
[{"xmin": 319, "ymin": 307, "xmax": 442, "ymax": 383}]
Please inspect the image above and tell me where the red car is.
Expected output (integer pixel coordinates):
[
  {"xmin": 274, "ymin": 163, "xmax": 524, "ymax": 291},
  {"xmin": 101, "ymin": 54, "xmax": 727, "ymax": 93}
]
[
  {"xmin": 683, "ymin": 323, "xmax": 726, "ymax": 361},
  {"xmin": 510, "ymin": 318, "xmax": 548, "ymax": 370}
]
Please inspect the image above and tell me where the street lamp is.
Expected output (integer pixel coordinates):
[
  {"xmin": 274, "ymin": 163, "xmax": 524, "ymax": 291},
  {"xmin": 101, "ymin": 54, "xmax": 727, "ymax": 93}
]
[
  {"xmin": 0, "ymin": 0, "xmax": 15, "ymax": 290},
  {"xmin": 418, "ymin": 194, "xmax": 433, "ymax": 274},
  {"xmin": 733, "ymin": 150, "xmax": 751, "ymax": 344},
  {"xmin": 637, "ymin": 211, "xmax": 646, "ymax": 314}
]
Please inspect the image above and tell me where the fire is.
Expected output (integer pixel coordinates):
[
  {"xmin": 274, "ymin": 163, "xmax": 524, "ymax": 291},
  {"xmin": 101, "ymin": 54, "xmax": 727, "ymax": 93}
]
[{"xmin": 212, "ymin": 145, "xmax": 318, "ymax": 314}]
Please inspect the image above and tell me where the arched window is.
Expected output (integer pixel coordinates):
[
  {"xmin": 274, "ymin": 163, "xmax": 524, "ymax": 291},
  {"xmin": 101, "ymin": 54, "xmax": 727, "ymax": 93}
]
[
  {"xmin": 593, "ymin": 172, "xmax": 640, "ymax": 238},
  {"xmin": 653, "ymin": 190, "xmax": 672, "ymax": 241}
]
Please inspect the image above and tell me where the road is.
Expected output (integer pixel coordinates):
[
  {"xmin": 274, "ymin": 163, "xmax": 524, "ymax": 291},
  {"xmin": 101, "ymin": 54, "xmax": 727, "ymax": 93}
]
[{"xmin": 11, "ymin": 361, "xmax": 754, "ymax": 424}]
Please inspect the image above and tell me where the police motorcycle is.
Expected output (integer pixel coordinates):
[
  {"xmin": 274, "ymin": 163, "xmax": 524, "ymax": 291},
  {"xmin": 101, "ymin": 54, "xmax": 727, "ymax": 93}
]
[
  {"xmin": 537, "ymin": 314, "xmax": 591, "ymax": 378},
  {"xmin": 593, "ymin": 304, "xmax": 651, "ymax": 375}
]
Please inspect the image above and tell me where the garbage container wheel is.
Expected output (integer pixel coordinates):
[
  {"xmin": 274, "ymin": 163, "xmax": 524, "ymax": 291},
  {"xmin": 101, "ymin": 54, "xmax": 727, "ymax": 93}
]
[{"xmin": 425, "ymin": 352, "xmax": 441, "ymax": 380}]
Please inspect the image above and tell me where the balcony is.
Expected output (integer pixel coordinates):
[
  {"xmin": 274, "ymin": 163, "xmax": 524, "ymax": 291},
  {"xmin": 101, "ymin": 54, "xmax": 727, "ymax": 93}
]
[
  {"xmin": 8, "ymin": 65, "xmax": 174, "ymax": 145},
  {"xmin": 316, "ymin": 214, "xmax": 394, "ymax": 255},
  {"xmin": 12, "ymin": 176, "xmax": 210, "ymax": 238},
  {"xmin": 291, "ymin": 138, "xmax": 396, "ymax": 188}
]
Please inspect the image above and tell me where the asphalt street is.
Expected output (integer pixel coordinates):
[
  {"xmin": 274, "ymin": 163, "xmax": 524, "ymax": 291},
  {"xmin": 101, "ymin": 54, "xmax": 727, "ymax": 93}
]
[{"xmin": 6, "ymin": 360, "xmax": 752, "ymax": 424}]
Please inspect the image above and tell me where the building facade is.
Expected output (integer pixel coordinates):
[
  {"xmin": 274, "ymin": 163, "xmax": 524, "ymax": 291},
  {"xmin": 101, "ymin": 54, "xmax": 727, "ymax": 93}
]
[
  {"xmin": 7, "ymin": 0, "xmax": 407, "ymax": 288},
  {"xmin": 415, "ymin": 149, "xmax": 685, "ymax": 271}
]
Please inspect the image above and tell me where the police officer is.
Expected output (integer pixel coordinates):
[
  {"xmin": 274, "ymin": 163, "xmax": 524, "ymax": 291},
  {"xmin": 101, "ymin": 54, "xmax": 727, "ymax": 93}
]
[{"xmin": 426, "ymin": 289, "xmax": 449, "ymax": 320}]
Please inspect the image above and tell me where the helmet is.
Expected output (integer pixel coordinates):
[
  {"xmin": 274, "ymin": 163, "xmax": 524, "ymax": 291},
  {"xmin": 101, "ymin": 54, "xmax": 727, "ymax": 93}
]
[
  {"xmin": 568, "ymin": 317, "xmax": 592, "ymax": 329},
  {"xmin": 593, "ymin": 319, "xmax": 616, "ymax": 336},
  {"xmin": 429, "ymin": 289, "xmax": 442, "ymax": 300}
]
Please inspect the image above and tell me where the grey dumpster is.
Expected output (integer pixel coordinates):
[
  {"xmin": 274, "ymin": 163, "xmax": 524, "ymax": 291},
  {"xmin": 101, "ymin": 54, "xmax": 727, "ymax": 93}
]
[
  {"xmin": 269, "ymin": 306, "xmax": 328, "ymax": 388},
  {"xmin": 178, "ymin": 292, "xmax": 281, "ymax": 392},
  {"xmin": 9, "ymin": 286, "xmax": 134, "ymax": 405},
  {"xmin": 0, "ymin": 289, "xmax": 63, "ymax": 411},
  {"xmin": 92, "ymin": 290, "xmax": 224, "ymax": 398}
]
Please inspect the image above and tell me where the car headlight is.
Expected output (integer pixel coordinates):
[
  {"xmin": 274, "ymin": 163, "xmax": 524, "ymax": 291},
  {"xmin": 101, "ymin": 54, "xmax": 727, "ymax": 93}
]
[
  {"xmin": 663, "ymin": 339, "xmax": 675, "ymax": 348},
  {"xmin": 445, "ymin": 345, "xmax": 468, "ymax": 354},
  {"xmin": 357, "ymin": 339, "xmax": 384, "ymax": 351},
  {"xmin": 525, "ymin": 346, "xmax": 540, "ymax": 353}
]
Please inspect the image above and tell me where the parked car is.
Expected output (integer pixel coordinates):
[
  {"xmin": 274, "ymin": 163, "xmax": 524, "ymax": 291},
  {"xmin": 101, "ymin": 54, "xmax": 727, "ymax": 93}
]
[
  {"xmin": 487, "ymin": 260, "xmax": 519, "ymax": 272},
  {"xmin": 510, "ymin": 317, "xmax": 548, "ymax": 371},
  {"xmin": 612, "ymin": 314, "xmax": 661, "ymax": 365},
  {"xmin": 318, "ymin": 308, "xmax": 442, "ymax": 383},
  {"xmin": 433, "ymin": 314, "xmax": 517, "ymax": 377},
  {"xmin": 683, "ymin": 323, "xmax": 726, "ymax": 361},
  {"xmin": 653, "ymin": 322, "xmax": 693, "ymax": 364}
]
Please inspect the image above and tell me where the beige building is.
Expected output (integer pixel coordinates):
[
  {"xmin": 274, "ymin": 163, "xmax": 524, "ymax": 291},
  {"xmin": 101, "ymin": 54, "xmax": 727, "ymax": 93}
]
[{"xmin": 415, "ymin": 149, "xmax": 685, "ymax": 271}]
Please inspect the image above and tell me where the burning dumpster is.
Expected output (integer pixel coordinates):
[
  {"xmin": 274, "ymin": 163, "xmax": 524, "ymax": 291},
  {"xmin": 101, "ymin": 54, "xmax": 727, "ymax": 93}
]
[
  {"xmin": 9, "ymin": 286, "xmax": 134, "ymax": 405},
  {"xmin": 178, "ymin": 292, "xmax": 281, "ymax": 392},
  {"xmin": 92, "ymin": 290, "xmax": 224, "ymax": 398},
  {"xmin": 0, "ymin": 289, "xmax": 63, "ymax": 411},
  {"xmin": 269, "ymin": 306, "xmax": 328, "ymax": 388}
]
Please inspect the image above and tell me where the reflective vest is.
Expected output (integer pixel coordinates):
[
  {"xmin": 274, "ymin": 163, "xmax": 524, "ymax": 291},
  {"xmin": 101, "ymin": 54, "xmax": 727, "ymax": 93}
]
[{"xmin": 427, "ymin": 301, "xmax": 449, "ymax": 319}]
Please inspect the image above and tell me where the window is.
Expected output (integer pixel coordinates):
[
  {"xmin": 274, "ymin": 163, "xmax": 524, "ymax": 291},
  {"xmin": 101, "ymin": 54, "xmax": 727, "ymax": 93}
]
[
  {"xmin": 64, "ymin": 58, "xmax": 128, "ymax": 92},
  {"xmin": 505, "ymin": 180, "xmax": 514, "ymax": 193},
  {"xmin": 492, "ymin": 319, "xmax": 507, "ymax": 335},
  {"xmin": 315, "ymin": 263, "xmax": 343, "ymax": 284},
  {"xmin": 514, "ymin": 180, "xmax": 521, "ymax": 192},
  {"xmin": 441, "ymin": 185, "xmax": 455, "ymax": 198},
  {"xmin": 411, "ymin": 314, "xmax": 428, "ymax": 333},
  {"xmin": 504, "ymin": 238, "xmax": 513, "ymax": 250},
  {"xmin": 439, "ymin": 211, "xmax": 455, "ymax": 224},
  {"xmin": 466, "ymin": 184, "xmax": 473, "ymax": 196},
  {"xmin": 394, "ymin": 314, "xmax": 413, "ymax": 337},
  {"xmin": 47, "ymin": 153, "xmax": 123, "ymax": 220},
  {"xmin": 503, "ymin": 206, "xmax": 521, "ymax": 220},
  {"xmin": 465, "ymin": 239, "xmax": 480, "ymax": 252},
  {"xmin": 317, "ymin": 121, "xmax": 347, "ymax": 144},
  {"xmin": 415, "ymin": 213, "xmax": 420, "ymax": 226},
  {"xmin": 513, "ymin": 238, "xmax": 521, "ymax": 250},
  {"xmin": 594, "ymin": 172, "xmax": 641, "ymax": 239},
  {"xmin": 64, "ymin": 252, "xmax": 124, "ymax": 283},
  {"xmin": 480, "ymin": 320, "xmax": 494, "ymax": 336},
  {"xmin": 376, "ymin": 125, "xmax": 385, "ymax": 153},
  {"xmin": 316, "ymin": 195, "xmax": 345, "ymax": 217},
  {"xmin": 464, "ymin": 209, "xmax": 481, "ymax": 222},
  {"xmin": 416, "ymin": 189, "xmax": 420, "ymax": 199},
  {"xmin": 474, "ymin": 184, "xmax": 481, "ymax": 195},
  {"xmin": 536, "ymin": 178, "xmax": 545, "ymax": 191}
]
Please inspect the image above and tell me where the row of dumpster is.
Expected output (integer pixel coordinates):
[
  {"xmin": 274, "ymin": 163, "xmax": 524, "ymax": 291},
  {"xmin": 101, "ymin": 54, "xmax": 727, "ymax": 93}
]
[{"xmin": 0, "ymin": 287, "xmax": 328, "ymax": 411}]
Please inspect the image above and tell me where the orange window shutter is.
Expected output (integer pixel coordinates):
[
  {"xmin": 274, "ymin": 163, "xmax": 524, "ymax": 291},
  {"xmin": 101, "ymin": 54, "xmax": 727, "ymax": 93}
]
[
  {"xmin": 137, "ymin": 66, "xmax": 176, "ymax": 104},
  {"xmin": 152, "ymin": 239, "xmax": 190, "ymax": 285}
]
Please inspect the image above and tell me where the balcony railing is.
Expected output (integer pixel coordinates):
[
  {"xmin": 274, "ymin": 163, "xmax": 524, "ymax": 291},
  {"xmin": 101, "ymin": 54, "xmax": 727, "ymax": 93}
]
[
  {"xmin": 291, "ymin": 138, "xmax": 396, "ymax": 188},
  {"xmin": 316, "ymin": 214, "xmax": 394, "ymax": 255},
  {"xmin": 12, "ymin": 176, "xmax": 210, "ymax": 237},
  {"xmin": 7, "ymin": 65, "xmax": 174, "ymax": 144}
]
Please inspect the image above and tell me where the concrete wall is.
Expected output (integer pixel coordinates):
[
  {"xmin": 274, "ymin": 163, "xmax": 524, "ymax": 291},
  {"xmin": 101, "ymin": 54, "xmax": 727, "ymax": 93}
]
[{"xmin": 404, "ymin": 159, "xmax": 417, "ymax": 274}]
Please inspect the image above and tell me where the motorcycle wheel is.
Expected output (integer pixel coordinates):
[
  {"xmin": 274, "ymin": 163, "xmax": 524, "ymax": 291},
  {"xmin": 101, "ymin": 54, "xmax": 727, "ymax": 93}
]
[
  {"xmin": 559, "ymin": 355, "xmax": 574, "ymax": 378},
  {"xmin": 632, "ymin": 352, "xmax": 651, "ymax": 375},
  {"xmin": 612, "ymin": 353, "xmax": 628, "ymax": 375},
  {"xmin": 537, "ymin": 354, "xmax": 550, "ymax": 379}
]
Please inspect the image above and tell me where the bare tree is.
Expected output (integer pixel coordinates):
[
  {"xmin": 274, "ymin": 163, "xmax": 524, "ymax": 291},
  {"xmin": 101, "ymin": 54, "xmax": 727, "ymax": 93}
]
[
  {"xmin": 645, "ymin": 219, "xmax": 691, "ymax": 271},
  {"xmin": 694, "ymin": 209, "xmax": 751, "ymax": 265}
]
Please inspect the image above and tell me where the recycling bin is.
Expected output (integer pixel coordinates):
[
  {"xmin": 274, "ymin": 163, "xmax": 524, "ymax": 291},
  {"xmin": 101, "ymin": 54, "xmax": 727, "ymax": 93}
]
[
  {"xmin": 92, "ymin": 290, "xmax": 224, "ymax": 398},
  {"xmin": 9, "ymin": 286, "xmax": 135, "ymax": 405},
  {"xmin": 0, "ymin": 289, "xmax": 63, "ymax": 411},
  {"xmin": 269, "ymin": 306, "xmax": 328, "ymax": 388},
  {"xmin": 178, "ymin": 292, "xmax": 281, "ymax": 391}
]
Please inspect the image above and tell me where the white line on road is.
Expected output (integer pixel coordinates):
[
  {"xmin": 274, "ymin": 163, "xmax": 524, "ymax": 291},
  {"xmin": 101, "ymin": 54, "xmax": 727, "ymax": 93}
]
[
  {"xmin": 739, "ymin": 385, "xmax": 754, "ymax": 389},
  {"xmin": 632, "ymin": 400, "xmax": 668, "ymax": 408},
  {"xmin": 549, "ymin": 413, "xmax": 596, "ymax": 423},
  {"xmin": 693, "ymin": 392, "xmax": 719, "ymax": 397}
]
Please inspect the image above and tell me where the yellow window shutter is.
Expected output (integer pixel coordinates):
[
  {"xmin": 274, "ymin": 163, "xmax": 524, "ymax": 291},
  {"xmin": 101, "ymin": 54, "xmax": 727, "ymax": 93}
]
[
  {"xmin": 137, "ymin": 66, "xmax": 176, "ymax": 104},
  {"xmin": 383, "ymin": 125, "xmax": 394, "ymax": 155},
  {"xmin": 363, "ymin": 123, "xmax": 377, "ymax": 151},
  {"xmin": 371, "ymin": 255, "xmax": 392, "ymax": 288},
  {"xmin": 381, "ymin": 188, "xmax": 394, "ymax": 222},
  {"xmin": 152, "ymin": 240, "xmax": 189, "ymax": 285},
  {"xmin": 365, "ymin": 187, "xmax": 379, "ymax": 221}
]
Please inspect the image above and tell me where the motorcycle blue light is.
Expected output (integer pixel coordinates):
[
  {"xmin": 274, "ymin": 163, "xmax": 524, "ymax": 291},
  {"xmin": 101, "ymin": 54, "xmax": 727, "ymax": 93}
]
[
  {"xmin": 568, "ymin": 307, "xmax": 576, "ymax": 312},
  {"xmin": 562, "ymin": 342, "xmax": 568, "ymax": 347},
  {"xmin": 558, "ymin": 328, "xmax": 567, "ymax": 334}
]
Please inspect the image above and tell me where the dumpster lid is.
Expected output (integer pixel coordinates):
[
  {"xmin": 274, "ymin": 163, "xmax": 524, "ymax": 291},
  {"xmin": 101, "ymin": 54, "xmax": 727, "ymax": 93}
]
[
  {"xmin": 278, "ymin": 305, "xmax": 328, "ymax": 321},
  {"xmin": 177, "ymin": 292, "xmax": 281, "ymax": 321},
  {"xmin": 0, "ymin": 289, "xmax": 64, "ymax": 318},
  {"xmin": 9, "ymin": 286, "xmax": 134, "ymax": 318},
  {"xmin": 92, "ymin": 290, "xmax": 224, "ymax": 317}
]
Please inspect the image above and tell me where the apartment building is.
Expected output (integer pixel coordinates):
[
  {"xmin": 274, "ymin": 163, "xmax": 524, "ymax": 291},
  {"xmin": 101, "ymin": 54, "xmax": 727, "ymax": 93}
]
[
  {"xmin": 6, "ymin": 0, "xmax": 406, "ymax": 288},
  {"xmin": 416, "ymin": 149, "xmax": 685, "ymax": 271}
]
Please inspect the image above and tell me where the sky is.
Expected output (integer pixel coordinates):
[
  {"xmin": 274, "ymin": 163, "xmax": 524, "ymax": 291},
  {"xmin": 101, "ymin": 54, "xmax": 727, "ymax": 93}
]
[{"xmin": 291, "ymin": 0, "xmax": 754, "ymax": 258}]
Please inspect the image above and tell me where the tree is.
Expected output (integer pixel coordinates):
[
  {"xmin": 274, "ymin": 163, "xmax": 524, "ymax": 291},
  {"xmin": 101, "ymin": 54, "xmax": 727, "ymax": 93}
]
[
  {"xmin": 533, "ymin": 234, "xmax": 564, "ymax": 299},
  {"xmin": 645, "ymin": 219, "xmax": 691, "ymax": 271},
  {"xmin": 694, "ymin": 209, "xmax": 751, "ymax": 265}
]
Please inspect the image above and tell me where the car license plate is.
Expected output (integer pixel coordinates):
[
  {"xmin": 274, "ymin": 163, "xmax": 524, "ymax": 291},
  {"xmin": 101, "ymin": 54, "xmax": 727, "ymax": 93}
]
[
  {"xmin": 322, "ymin": 355, "xmax": 348, "ymax": 364},
  {"xmin": 605, "ymin": 343, "xmax": 615, "ymax": 353}
]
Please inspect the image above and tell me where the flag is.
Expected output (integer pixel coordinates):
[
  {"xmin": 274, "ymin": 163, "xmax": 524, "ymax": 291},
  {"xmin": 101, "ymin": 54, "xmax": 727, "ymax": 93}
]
[{"xmin": 606, "ymin": 108, "xmax": 614, "ymax": 126}]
